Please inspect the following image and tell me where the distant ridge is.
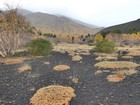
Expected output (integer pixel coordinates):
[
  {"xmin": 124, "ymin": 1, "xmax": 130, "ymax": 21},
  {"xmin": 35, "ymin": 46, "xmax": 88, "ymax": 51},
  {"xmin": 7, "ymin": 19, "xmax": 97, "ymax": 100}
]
[
  {"xmin": 100, "ymin": 19, "xmax": 140, "ymax": 34},
  {"xmin": 65, "ymin": 16, "xmax": 99, "ymax": 28},
  {"xmin": 22, "ymin": 11, "xmax": 101, "ymax": 36}
]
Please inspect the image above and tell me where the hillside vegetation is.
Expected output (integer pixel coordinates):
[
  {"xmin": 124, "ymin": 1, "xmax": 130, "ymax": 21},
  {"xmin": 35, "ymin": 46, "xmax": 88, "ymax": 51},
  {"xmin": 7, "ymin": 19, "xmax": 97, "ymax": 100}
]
[
  {"xmin": 95, "ymin": 18, "xmax": 140, "ymax": 46},
  {"xmin": 26, "ymin": 12, "xmax": 101, "ymax": 36},
  {"xmin": 100, "ymin": 19, "xmax": 140, "ymax": 34}
]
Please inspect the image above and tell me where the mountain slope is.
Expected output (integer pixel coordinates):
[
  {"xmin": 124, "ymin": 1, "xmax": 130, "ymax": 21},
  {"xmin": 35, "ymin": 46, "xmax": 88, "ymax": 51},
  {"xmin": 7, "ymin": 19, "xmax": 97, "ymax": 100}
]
[
  {"xmin": 26, "ymin": 12, "xmax": 101, "ymax": 36},
  {"xmin": 100, "ymin": 19, "xmax": 140, "ymax": 34},
  {"xmin": 66, "ymin": 16, "xmax": 99, "ymax": 28}
]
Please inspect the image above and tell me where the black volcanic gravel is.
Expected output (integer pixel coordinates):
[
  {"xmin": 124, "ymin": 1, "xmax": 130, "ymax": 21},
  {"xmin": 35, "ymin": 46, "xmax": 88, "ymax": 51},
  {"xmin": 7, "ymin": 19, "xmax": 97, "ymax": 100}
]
[{"xmin": 0, "ymin": 52, "xmax": 140, "ymax": 105}]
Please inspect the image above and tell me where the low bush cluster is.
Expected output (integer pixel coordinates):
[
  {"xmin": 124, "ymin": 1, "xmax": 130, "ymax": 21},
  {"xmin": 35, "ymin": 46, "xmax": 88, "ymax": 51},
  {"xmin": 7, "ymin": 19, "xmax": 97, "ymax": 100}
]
[
  {"xmin": 26, "ymin": 38, "xmax": 53, "ymax": 56},
  {"xmin": 94, "ymin": 40, "xmax": 115, "ymax": 53}
]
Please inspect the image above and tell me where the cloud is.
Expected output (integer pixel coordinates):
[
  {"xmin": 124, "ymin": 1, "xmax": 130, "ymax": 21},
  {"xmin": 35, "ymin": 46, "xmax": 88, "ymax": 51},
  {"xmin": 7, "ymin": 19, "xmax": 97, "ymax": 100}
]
[{"xmin": 0, "ymin": 0, "xmax": 140, "ymax": 26}]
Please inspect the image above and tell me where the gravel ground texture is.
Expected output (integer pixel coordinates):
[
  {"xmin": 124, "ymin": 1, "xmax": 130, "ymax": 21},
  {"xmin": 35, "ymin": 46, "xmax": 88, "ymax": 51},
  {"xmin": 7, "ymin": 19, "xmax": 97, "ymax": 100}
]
[{"xmin": 0, "ymin": 52, "xmax": 140, "ymax": 105}]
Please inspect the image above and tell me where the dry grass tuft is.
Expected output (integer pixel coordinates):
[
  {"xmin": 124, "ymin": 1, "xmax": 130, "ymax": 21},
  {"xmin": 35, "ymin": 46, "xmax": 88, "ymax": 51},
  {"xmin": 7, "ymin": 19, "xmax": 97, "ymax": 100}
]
[
  {"xmin": 71, "ymin": 77, "xmax": 79, "ymax": 84},
  {"xmin": 30, "ymin": 85, "xmax": 76, "ymax": 105},
  {"xmin": 44, "ymin": 62, "xmax": 50, "ymax": 65},
  {"xmin": 95, "ymin": 70, "xmax": 110, "ymax": 75},
  {"xmin": 72, "ymin": 55, "xmax": 82, "ymax": 61},
  {"xmin": 18, "ymin": 64, "xmax": 31, "ymax": 73},
  {"xmin": 3, "ymin": 57, "xmax": 25, "ymax": 64},
  {"xmin": 112, "ymin": 69, "xmax": 137, "ymax": 76},
  {"xmin": 53, "ymin": 65, "xmax": 70, "ymax": 71},
  {"xmin": 53, "ymin": 43, "xmax": 93, "ymax": 55},
  {"xmin": 107, "ymin": 74, "xmax": 126, "ymax": 83},
  {"xmin": 94, "ymin": 61, "xmax": 139, "ymax": 69},
  {"xmin": 95, "ymin": 53, "xmax": 117, "ymax": 58},
  {"xmin": 127, "ymin": 50, "xmax": 140, "ymax": 57},
  {"xmin": 95, "ymin": 56, "xmax": 117, "ymax": 61},
  {"xmin": 69, "ymin": 76, "xmax": 79, "ymax": 83},
  {"xmin": 95, "ymin": 70, "xmax": 103, "ymax": 74},
  {"xmin": 31, "ymin": 56, "xmax": 44, "ymax": 59},
  {"xmin": 29, "ymin": 87, "xmax": 36, "ymax": 91},
  {"xmin": 118, "ymin": 46, "xmax": 140, "ymax": 57},
  {"xmin": 68, "ymin": 52, "xmax": 75, "ymax": 57},
  {"xmin": 121, "ymin": 56, "xmax": 133, "ymax": 59}
]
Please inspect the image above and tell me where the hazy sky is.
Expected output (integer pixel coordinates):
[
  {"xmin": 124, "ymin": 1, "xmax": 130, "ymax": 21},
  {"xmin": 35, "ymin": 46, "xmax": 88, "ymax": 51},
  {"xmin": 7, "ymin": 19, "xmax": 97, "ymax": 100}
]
[{"xmin": 0, "ymin": 0, "xmax": 140, "ymax": 27}]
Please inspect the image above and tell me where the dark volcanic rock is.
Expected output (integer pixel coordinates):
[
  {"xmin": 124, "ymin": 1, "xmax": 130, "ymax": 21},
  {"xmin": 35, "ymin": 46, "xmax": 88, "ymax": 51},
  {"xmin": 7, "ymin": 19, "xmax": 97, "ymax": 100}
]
[{"xmin": 0, "ymin": 52, "xmax": 140, "ymax": 105}]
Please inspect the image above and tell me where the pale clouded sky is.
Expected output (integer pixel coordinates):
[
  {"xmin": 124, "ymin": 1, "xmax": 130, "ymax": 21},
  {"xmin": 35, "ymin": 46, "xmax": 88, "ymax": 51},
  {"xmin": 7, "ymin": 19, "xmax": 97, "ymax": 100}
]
[{"xmin": 0, "ymin": 0, "xmax": 140, "ymax": 27}]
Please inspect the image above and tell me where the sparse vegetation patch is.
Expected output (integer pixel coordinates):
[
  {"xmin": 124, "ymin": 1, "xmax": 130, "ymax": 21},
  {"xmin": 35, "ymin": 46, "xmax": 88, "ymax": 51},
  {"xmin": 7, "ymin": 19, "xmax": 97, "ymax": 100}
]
[
  {"xmin": 95, "ymin": 56, "xmax": 117, "ymax": 61},
  {"xmin": 71, "ymin": 77, "xmax": 79, "ymax": 84},
  {"xmin": 94, "ymin": 61, "xmax": 139, "ymax": 69},
  {"xmin": 121, "ymin": 55, "xmax": 133, "ymax": 59},
  {"xmin": 43, "ymin": 62, "xmax": 50, "ymax": 65},
  {"xmin": 112, "ymin": 69, "xmax": 137, "ymax": 76},
  {"xmin": 18, "ymin": 64, "xmax": 31, "ymax": 73},
  {"xmin": 95, "ymin": 53, "xmax": 117, "ymax": 58},
  {"xmin": 107, "ymin": 74, "xmax": 126, "ymax": 83},
  {"xmin": 30, "ymin": 85, "xmax": 76, "ymax": 105},
  {"xmin": 95, "ymin": 70, "xmax": 110, "ymax": 75},
  {"xmin": 95, "ymin": 70, "xmax": 103, "ymax": 74},
  {"xmin": 53, "ymin": 65, "xmax": 70, "ymax": 71},
  {"xmin": 127, "ymin": 50, "xmax": 140, "ymax": 57},
  {"xmin": 72, "ymin": 55, "xmax": 82, "ymax": 61},
  {"xmin": 53, "ymin": 43, "xmax": 93, "ymax": 55},
  {"xmin": 3, "ymin": 57, "xmax": 25, "ymax": 64}
]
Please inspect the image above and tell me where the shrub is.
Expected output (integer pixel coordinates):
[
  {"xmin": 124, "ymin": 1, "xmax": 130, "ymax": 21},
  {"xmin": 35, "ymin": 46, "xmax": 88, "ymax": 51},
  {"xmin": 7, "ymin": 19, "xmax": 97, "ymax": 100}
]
[
  {"xmin": 30, "ymin": 85, "xmax": 76, "ymax": 105},
  {"xmin": 26, "ymin": 38, "xmax": 53, "ymax": 56},
  {"xmin": 94, "ymin": 40, "xmax": 115, "ymax": 53}
]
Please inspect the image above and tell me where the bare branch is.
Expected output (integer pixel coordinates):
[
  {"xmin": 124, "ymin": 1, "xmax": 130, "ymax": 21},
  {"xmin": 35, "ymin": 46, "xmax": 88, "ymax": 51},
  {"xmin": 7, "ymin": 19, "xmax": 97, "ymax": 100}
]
[{"xmin": 0, "ymin": 4, "xmax": 30, "ymax": 57}]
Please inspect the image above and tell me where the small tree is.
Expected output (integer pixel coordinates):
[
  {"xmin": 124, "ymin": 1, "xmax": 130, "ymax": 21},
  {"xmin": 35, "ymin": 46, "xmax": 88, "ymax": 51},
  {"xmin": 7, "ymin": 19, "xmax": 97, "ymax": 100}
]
[
  {"xmin": 72, "ymin": 36, "xmax": 75, "ymax": 43},
  {"xmin": 37, "ymin": 30, "xmax": 42, "ymax": 36},
  {"xmin": 0, "ymin": 4, "xmax": 30, "ymax": 57},
  {"xmin": 94, "ymin": 33, "xmax": 103, "ymax": 44}
]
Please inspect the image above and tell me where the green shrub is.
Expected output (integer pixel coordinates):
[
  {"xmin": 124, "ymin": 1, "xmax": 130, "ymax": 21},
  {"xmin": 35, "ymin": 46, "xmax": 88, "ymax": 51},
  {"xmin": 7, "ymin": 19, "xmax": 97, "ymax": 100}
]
[
  {"xmin": 26, "ymin": 38, "xmax": 53, "ymax": 56},
  {"xmin": 94, "ymin": 40, "xmax": 115, "ymax": 53}
]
